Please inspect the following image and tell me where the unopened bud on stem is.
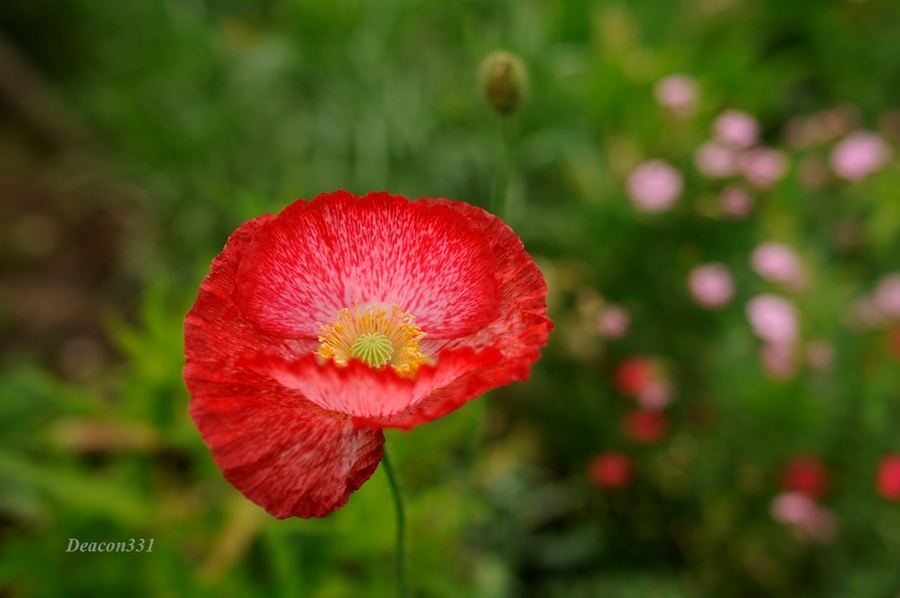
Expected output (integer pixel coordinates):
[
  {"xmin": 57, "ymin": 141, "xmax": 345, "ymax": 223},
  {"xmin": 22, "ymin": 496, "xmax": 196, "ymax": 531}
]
[{"xmin": 479, "ymin": 51, "xmax": 528, "ymax": 116}]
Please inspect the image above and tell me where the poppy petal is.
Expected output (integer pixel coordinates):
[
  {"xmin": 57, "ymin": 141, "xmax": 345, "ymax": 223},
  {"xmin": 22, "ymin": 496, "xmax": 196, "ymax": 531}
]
[
  {"xmin": 184, "ymin": 215, "xmax": 384, "ymax": 518},
  {"xmin": 357, "ymin": 198, "xmax": 552, "ymax": 429},
  {"xmin": 234, "ymin": 191, "xmax": 501, "ymax": 340},
  {"xmin": 239, "ymin": 346, "xmax": 504, "ymax": 419}
]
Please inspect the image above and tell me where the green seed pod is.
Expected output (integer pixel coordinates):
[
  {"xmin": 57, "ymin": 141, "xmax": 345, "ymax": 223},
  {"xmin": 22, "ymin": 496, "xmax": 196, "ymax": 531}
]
[{"xmin": 479, "ymin": 51, "xmax": 528, "ymax": 116}]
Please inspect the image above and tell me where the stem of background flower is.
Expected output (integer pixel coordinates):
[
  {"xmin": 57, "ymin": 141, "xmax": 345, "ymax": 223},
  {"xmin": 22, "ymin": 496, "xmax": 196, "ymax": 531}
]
[
  {"xmin": 381, "ymin": 448, "xmax": 408, "ymax": 598},
  {"xmin": 491, "ymin": 116, "xmax": 514, "ymax": 220}
]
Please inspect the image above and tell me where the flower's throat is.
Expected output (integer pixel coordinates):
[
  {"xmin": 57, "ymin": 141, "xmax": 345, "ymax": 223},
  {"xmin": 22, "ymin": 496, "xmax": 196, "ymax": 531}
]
[{"xmin": 317, "ymin": 304, "xmax": 433, "ymax": 378}]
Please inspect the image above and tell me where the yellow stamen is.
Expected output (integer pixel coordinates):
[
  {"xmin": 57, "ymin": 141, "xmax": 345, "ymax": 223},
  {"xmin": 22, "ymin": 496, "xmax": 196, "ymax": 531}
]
[{"xmin": 317, "ymin": 303, "xmax": 433, "ymax": 378}]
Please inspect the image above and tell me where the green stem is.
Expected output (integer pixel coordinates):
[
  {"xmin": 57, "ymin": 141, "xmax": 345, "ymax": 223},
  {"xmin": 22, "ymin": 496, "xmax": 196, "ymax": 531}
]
[
  {"xmin": 491, "ymin": 116, "xmax": 514, "ymax": 220},
  {"xmin": 382, "ymin": 448, "xmax": 408, "ymax": 598}
]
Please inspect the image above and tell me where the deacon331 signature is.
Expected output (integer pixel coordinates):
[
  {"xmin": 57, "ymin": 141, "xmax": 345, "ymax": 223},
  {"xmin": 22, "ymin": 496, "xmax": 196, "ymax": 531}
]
[{"xmin": 66, "ymin": 538, "xmax": 154, "ymax": 552}]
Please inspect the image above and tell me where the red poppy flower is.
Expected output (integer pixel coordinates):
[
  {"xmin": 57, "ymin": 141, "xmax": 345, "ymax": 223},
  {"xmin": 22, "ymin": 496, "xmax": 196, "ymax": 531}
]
[
  {"xmin": 779, "ymin": 456, "xmax": 829, "ymax": 499},
  {"xmin": 183, "ymin": 191, "xmax": 552, "ymax": 518},
  {"xmin": 876, "ymin": 453, "xmax": 900, "ymax": 501},
  {"xmin": 587, "ymin": 452, "xmax": 633, "ymax": 489}
]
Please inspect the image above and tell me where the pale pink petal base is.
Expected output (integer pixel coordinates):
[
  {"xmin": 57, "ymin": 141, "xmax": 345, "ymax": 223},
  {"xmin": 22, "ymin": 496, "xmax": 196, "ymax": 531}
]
[{"xmin": 240, "ymin": 346, "xmax": 503, "ymax": 419}]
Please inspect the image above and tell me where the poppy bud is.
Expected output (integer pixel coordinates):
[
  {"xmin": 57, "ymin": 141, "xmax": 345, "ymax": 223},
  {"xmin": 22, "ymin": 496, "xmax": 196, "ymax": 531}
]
[
  {"xmin": 588, "ymin": 452, "xmax": 633, "ymax": 489},
  {"xmin": 779, "ymin": 456, "xmax": 829, "ymax": 499},
  {"xmin": 479, "ymin": 51, "xmax": 528, "ymax": 116}
]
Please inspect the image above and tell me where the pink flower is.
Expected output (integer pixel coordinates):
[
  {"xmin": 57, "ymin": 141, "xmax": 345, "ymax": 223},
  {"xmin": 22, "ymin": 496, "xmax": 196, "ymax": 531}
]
[
  {"xmin": 830, "ymin": 131, "xmax": 892, "ymax": 181},
  {"xmin": 760, "ymin": 342, "xmax": 797, "ymax": 379},
  {"xmin": 637, "ymin": 380, "xmax": 674, "ymax": 410},
  {"xmin": 750, "ymin": 242, "xmax": 803, "ymax": 286},
  {"xmin": 597, "ymin": 305, "xmax": 630, "ymax": 338},
  {"xmin": 713, "ymin": 109, "xmax": 759, "ymax": 149},
  {"xmin": 770, "ymin": 492, "xmax": 839, "ymax": 542},
  {"xmin": 805, "ymin": 340, "xmax": 835, "ymax": 373},
  {"xmin": 588, "ymin": 452, "xmax": 634, "ymax": 489},
  {"xmin": 845, "ymin": 295, "xmax": 885, "ymax": 329},
  {"xmin": 688, "ymin": 263, "xmax": 735, "ymax": 308},
  {"xmin": 746, "ymin": 294, "xmax": 798, "ymax": 344},
  {"xmin": 770, "ymin": 491, "xmax": 819, "ymax": 525},
  {"xmin": 653, "ymin": 74, "xmax": 698, "ymax": 116},
  {"xmin": 720, "ymin": 186, "xmax": 754, "ymax": 219},
  {"xmin": 694, "ymin": 141, "xmax": 738, "ymax": 178},
  {"xmin": 874, "ymin": 273, "xmax": 900, "ymax": 317},
  {"xmin": 739, "ymin": 148, "xmax": 789, "ymax": 189},
  {"xmin": 626, "ymin": 160, "xmax": 683, "ymax": 212},
  {"xmin": 876, "ymin": 454, "xmax": 900, "ymax": 501}
]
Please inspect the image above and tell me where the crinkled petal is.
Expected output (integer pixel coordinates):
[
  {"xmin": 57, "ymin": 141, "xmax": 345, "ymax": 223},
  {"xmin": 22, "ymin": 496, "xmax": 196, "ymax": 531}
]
[
  {"xmin": 357, "ymin": 198, "xmax": 552, "ymax": 429},
  {"xmin": 240, "ymin": 346, "xmax": 504, "ymax": 419},
  {"xmin": 184, "ymin": 215, "xmax": 384, "ymax": 518},
  {"xmin": 235, "ymin": 191, "xmax": 501, "ymax": 339}
]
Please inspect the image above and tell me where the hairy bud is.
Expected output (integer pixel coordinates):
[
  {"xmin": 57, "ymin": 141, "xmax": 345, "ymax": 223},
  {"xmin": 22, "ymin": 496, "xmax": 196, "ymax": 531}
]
[{"xmin": 479, "ymin": 51, "xmax": 528, "ymax": 116}]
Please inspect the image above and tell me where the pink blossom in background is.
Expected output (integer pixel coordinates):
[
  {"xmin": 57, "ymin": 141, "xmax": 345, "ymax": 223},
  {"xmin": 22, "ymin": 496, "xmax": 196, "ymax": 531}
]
[
  {"xmin": 713, "ymin": 109, "xmax": 759, "ymax": 148},
  {"xmin": 830, "ymin": 131, "xmax": 892, "ymax": 181},
  {"xmin": 770, "ymin": 491, "xmax": 819, "ymax": 526},
  {"xmin": 636, "ymin": 380, "xmax": 674, "ymax": 410},
  {"xmin": 750, "ymin": 242, "xmax": 803, "ymax": 286},
  {"xmin": 597, "ymin": 305, "xmax": 630, "ymax": 338},
  {"xmin": 739, "ymin": 148, "xmax": 789, "ymax": 189},
  {"xmin": 746, "ymin": 294, "xmax": 798, "ymax": 344},
  {"xmin": 874, "ymin": 273, "xmax": 900, "ymax": 317},
  {"xmin": 760, "ymin": 342, "xmax": 797, "ymax": 379},
  {"xmin": 626, "ymin": 160, "xmax": 683, "ymax": 212},
  {"xmin": 806, "ymin": 508, "xmax": 839, "ymax": 543},
  {"xmin": 654, "ymin": 74, "xmax": 698, "ymax": 116},
  {"xmin": 845, "ymin": 295, "xmax": 885, "ymax": 329},
  {"xmin": 720, "ymin": 186, "xmax": 754, "ymax": 219},
  {"xmin": 694, "ymin": 141, "xmax": 737, "ymax": 178},
  {"xmin": 805, "ymin": 340, "xmax": 835, "ymax": 373},
  {"xmin": 769, "ymin": 492, "xmax": 839, "ymax": 543},
  {"xmin": 688, "ymin": 263, "xmax": 735, "ymax": 308}
]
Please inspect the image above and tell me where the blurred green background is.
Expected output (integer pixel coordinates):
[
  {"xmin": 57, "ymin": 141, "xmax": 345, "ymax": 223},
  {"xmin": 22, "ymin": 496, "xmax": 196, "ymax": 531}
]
[{"xmin": 2, "ymin": 0, "xmax": 900, "ymax": 596}]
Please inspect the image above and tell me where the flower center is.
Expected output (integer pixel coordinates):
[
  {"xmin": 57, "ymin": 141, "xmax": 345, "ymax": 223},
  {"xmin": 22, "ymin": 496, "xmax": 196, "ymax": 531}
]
[
  {"xmin": 317, "ymin": 303, "xmax": 433, "ymax": 378},
  {"xmin": 350, "ymin": 332, "xmax": 392, "ymax": 368}
]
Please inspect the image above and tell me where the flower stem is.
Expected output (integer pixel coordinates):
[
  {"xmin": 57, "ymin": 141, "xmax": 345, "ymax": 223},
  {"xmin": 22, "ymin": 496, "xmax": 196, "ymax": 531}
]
[
  {"xmin": 491, "ymin": 116, "xmax": 514, "ymax": 220},
  {"xmin": 381, "ymin": 448, "xmax": 408, "ymax": 598}
]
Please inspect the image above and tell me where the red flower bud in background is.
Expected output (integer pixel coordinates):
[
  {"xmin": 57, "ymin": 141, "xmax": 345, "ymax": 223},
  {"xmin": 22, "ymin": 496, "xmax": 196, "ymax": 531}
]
[
  {"xmin": 615, "ymin": 356, "xmax": 654, "ymax": 396},
  {"xmin": 876, "ymin": 454, "xmax": 900, "ymax": 501},
  {"xmin": 623, "ymin": 410, "xmax": 669, "ymax": 444},
  {"xmin": 588, "ymin": 452, "xmax": 633, "ymax": 489},
  {"xmin": 779, "ymin": 456, "xmax": 829, "ymax": 499}
]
